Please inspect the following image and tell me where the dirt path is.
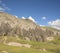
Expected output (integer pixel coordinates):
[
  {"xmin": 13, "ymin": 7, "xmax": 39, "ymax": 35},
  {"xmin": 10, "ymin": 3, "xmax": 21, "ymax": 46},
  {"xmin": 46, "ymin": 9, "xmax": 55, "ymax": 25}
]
[
  {"xmin": 1, "ymin": 51, "xmax": 8, "ymax": 53},
  {"xmin": 6, "ymin": 42, "xmax": 31, "ymax": 48}
]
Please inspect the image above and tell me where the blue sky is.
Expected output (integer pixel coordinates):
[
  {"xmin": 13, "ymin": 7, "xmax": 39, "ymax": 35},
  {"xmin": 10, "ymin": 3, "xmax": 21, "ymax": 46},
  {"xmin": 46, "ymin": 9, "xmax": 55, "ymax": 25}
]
[{"xmin": 0, "ymin": 0, "xmax": 60, "ymax": 29}]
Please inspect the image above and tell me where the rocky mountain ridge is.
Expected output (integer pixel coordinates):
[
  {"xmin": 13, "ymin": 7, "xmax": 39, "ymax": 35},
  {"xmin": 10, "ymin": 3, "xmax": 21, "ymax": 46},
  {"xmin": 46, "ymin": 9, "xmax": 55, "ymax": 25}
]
[{"xmin": 0, "ymin": 12, "xmax": 60, "ymax": 42}]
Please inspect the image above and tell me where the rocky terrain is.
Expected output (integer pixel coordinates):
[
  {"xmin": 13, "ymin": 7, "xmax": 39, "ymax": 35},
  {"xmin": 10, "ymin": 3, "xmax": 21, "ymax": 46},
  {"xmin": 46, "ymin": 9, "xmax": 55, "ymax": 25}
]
[
  {"xmin": 0, "ymin": 12, "xmax": 60, "ymax": 53},
  {"xmin": 0, "ymin": 12, "xmax": 60, "ymax": 42}
]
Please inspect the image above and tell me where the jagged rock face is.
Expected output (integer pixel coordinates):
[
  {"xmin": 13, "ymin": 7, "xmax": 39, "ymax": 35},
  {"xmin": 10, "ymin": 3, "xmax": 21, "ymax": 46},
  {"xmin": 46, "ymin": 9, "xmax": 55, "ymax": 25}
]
[
  {"xmin": 0, "ymin": 12, "xmax": 60, "ymax": 42},
  {"xmin": 0, "ymin": 12, "xmax": 19, "ymax": 28},
  {"xmin": 0, "ymin": 12, "xmax": 42, "ymax": 41},
  {"xmin": 41, "ymin": 27, "xmax": 60, "ymax": 36},
  {"xmin": 19, "ymin": 19, "xmax": 37, "ymax": 30}
]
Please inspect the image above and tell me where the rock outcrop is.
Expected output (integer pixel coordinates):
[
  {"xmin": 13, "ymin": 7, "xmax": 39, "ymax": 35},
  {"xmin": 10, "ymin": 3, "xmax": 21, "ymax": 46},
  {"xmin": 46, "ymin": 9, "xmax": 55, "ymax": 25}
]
[{"xmin": 0, "ymin": 12, "xmax": 60, "ymax": 42}]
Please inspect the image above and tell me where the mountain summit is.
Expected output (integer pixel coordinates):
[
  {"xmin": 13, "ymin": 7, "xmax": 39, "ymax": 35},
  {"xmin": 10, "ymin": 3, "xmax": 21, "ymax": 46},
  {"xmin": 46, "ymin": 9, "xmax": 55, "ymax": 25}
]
[{"xmin": 0, "ymin": 12, "xmax": 60, "ymax": 42}]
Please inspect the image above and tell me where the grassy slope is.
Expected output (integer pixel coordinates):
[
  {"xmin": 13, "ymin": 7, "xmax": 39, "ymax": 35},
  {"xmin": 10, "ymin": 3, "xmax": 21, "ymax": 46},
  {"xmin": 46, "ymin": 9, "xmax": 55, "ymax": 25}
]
[
  {"xmin": 0, "ymin": 36, "xmax": 60, "ymax": 53},
  {"xmin": 41, "ymin": 26, "xmax": 60, "ymax": 31},
  {"xmin": 0, "ymin": 44, "xmax": 41, "ymax": 53}
]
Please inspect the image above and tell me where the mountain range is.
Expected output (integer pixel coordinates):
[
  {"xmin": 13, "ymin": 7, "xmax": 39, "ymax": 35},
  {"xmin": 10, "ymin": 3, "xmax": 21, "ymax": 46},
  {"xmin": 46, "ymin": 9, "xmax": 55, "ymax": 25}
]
[{"xmin": 0, "ymin": 12, "xmax": 60, "ymax": 42}]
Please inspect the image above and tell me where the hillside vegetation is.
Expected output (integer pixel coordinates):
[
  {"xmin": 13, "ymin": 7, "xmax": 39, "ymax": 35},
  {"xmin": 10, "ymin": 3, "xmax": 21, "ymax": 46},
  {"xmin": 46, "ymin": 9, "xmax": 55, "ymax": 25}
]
[
  {"xmin": 0, "ymin": 12, "xmax": 60, "ymax": 53},
  {"xmin": 0, "ymin": 36, "xmax": 60, "ymax": 53}
]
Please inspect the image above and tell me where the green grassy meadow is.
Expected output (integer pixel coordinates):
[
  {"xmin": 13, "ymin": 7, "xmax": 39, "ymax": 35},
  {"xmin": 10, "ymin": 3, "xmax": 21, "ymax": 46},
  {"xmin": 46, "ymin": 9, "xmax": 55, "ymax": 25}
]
[{"xmin": 0, "ymin": 36, "xmax": 60, "ymax": 53}]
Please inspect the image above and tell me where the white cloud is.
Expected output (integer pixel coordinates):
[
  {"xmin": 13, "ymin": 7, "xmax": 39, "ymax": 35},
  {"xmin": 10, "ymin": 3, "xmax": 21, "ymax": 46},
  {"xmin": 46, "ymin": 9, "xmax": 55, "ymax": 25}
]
[
  {"xmin": 40, "ymin": 25, "xmax": 45, "ymax": 26},
  {"xmin": 0, "ymin": 7, "xmax": 5, "ymax": 11},
  {"xmin": 42, "ymin": 17, "xmax": 46, "ymax": 20},
  {"xmin": 48, "ymin": 19, "xmax": 60, "ymax": 30},
  {"xmin": 15, "ymin": 15, "xmax": 18, "ymax": 18},
  {"xmin": 21, "ymin": 17, "xmax": 26, "ymax": 19},
  {"xmin": 28, "ymin": 16, "xmax": 36, "ymax": 22},
  {"xmin": 0, "ymin": 0, "xmax": 11, "ymax": 12},
  {"xmin": 48, "ymin": 19, "xmax": 60, "ymax": 26},
  {"xmin": 51, "ymin": 26, "xmax": 60, "ymax": 30}
]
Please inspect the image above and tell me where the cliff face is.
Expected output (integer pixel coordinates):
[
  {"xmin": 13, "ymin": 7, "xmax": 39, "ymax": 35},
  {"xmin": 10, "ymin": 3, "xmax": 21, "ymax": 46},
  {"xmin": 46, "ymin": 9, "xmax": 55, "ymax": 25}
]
[{"xmin": 0, "ymin": 12, "xmax": 60, "ymax": 42}]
